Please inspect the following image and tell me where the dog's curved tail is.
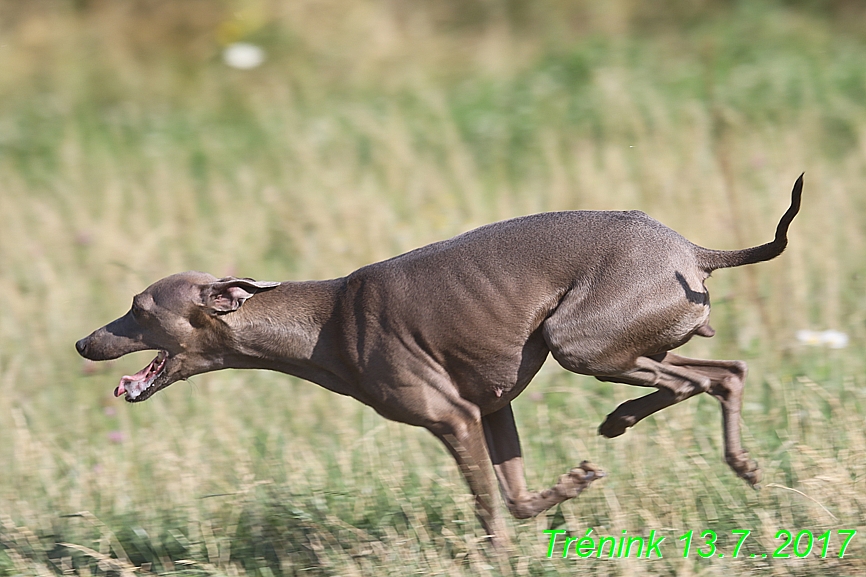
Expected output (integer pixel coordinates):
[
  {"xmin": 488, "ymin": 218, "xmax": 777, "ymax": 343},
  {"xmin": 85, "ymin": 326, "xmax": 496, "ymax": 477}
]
[{"xmin": 695, "ymin": 174, "xmax": 803, "ymax": 272}]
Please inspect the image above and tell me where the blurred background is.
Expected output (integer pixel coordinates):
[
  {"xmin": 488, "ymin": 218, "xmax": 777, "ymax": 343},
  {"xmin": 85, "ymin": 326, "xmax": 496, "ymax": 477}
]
[{"xmin": 1, "ymin": 0, "xmax": 865, "ymax": 574}]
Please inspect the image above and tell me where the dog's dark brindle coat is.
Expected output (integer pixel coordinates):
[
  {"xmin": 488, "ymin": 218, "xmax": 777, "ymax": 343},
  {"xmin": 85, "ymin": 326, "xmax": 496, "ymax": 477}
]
[{"xmin": 76, "ymin": 176, "xmax": 803, "ymax": 547}]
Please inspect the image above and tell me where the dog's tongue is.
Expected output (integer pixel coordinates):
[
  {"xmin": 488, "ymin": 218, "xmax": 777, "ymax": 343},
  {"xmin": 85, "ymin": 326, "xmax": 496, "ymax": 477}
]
[
  {"xmin": 113, "ymin": 351, "xmax": 168, "ymax": 399},
  {"xmin": 115, "ymin": 365, "xmax": 152, "ymax": 398}
]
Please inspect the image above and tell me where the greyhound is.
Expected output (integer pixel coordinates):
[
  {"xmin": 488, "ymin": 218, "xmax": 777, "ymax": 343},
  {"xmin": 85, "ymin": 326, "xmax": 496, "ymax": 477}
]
[{"xmin": 76, "ymin": 175, "xmax": 803, "ymax": 547}]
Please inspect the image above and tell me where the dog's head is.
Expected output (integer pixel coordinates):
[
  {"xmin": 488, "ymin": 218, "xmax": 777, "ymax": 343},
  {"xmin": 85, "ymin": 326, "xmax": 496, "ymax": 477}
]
[{"xmin": 75, "ymin": 271, "xmax": 280, "ymax": 402}]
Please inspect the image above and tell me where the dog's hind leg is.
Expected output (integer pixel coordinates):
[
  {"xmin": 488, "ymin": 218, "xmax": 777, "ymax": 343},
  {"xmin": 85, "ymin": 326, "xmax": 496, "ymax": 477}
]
[{"xmin": 597, "ymin": 353, "xmax": 758, "ymax": 485}]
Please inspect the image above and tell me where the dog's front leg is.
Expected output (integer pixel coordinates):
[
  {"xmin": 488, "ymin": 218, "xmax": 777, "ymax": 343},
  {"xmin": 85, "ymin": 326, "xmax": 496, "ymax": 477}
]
[
  {"xmin": 431, "ymin": 415, "xmax": 511, "ymax": 549},
  {"xmin": 482, "ymin": 403, "xmax": 604, "ymax": 520}
]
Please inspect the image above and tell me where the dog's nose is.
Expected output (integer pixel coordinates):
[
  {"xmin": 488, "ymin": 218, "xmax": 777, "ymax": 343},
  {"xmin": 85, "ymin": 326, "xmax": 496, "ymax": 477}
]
[{"xmin": 75, "ymin": 338, "xmax": 88, "ymax": 356}]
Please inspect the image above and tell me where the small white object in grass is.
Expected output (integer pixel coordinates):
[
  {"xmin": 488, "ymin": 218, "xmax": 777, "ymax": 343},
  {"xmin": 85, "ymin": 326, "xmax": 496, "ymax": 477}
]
[
  {"xmin": 821, "ymin": 330, "xmax": 849, "ymax": 349},
  {"xmin": 796, "ymin": 329, "xmax": 848, "ymax": 349},
  {"xmin": 223, "ymin": 42, "xmax": 265, "ymax": 69},
  {"xmin": 796, "ymin": 329, "xmax": 822, "ymax": 346}
]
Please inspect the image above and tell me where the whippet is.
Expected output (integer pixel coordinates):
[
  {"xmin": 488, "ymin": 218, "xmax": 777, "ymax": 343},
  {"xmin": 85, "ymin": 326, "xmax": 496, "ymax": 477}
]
[{"xmin": 76, "ymin": 175, "xmax": 803, "ymax": 546}]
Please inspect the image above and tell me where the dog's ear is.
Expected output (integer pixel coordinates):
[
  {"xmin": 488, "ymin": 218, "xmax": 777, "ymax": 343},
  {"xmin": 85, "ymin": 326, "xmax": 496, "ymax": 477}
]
[{"xmin": 198, "ymin": 278, "xmax": 281, "ymax": 315}]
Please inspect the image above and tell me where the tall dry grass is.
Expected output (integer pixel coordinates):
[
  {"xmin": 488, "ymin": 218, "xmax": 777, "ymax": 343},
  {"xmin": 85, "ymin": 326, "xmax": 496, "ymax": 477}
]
[{"xmin": 1, "ymin": 1, "xmax": 865, "ymax": 575}]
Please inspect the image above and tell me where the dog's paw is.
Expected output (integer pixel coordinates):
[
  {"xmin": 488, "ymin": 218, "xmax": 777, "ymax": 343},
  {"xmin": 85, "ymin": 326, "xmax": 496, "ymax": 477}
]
[
  {"xmin": 555, "ymin": 461, "xmax": 605, "ymax": 499},
  {"xmin": 726, "ymin": 453, "xmax": 761, "ymax": 487},
  {"xmin": 598, "ymin": 412, "xmax": 636, "ymax": 438}
]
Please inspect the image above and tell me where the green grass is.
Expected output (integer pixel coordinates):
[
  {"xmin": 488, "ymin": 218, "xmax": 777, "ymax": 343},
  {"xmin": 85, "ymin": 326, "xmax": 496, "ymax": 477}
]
[{"xmin": 1, "ymin": 1, "xmax": 866, "ymax": 575}]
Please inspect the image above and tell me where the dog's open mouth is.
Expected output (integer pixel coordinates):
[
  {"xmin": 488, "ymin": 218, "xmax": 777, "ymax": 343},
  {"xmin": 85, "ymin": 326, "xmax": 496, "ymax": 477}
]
[{"xmin": 115, "ymin": 350, "xmax": 168, "ymax": 401}]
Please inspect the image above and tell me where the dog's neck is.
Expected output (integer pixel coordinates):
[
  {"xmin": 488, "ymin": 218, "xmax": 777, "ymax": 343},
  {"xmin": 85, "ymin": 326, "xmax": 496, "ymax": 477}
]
[{"xmin": 219, "ymin": 279, "xmax": 356, "ymax": 395}]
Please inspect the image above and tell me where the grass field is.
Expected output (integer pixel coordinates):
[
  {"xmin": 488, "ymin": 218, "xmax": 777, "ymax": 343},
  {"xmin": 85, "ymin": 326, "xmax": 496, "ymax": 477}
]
[{"xmin": 1, "ymin": 1, "xmax": 865, "ymax": 575}]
